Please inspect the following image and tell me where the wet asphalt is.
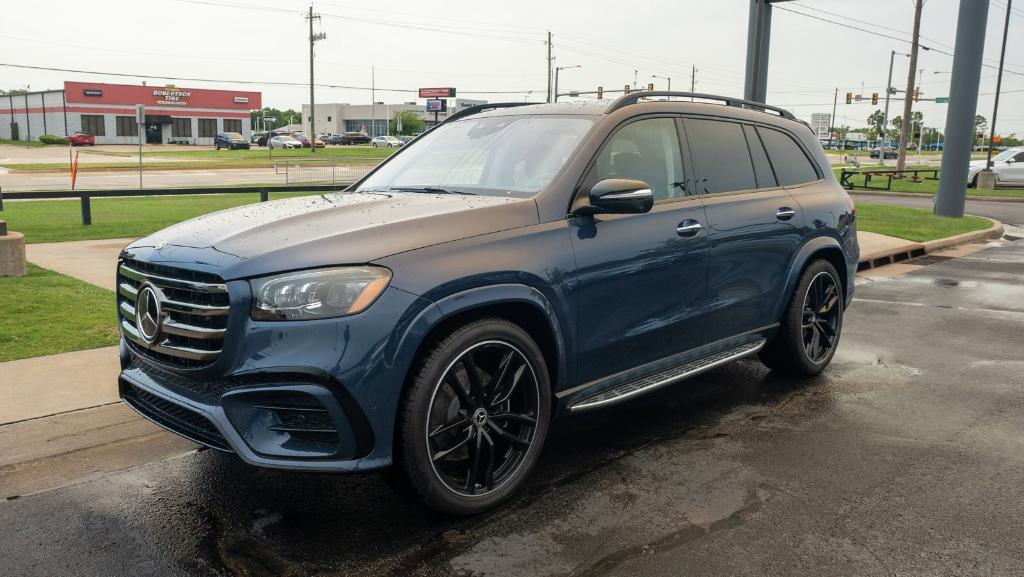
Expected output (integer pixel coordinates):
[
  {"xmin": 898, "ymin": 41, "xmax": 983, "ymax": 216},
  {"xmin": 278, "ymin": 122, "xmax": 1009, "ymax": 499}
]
[{"xmin": 3, "ymin": 239, "xmax": 1023, "ymax": 577}]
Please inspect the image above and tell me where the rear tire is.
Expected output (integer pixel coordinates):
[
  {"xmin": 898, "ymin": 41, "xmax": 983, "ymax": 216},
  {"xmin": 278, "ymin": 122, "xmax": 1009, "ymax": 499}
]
[
  {"xmin": 395, "ymin": 318, "xmax": 551, "ymax": 515},
  {"xmin": 759, "ymin": 260, "xmax": 844, "ymax": 376}
]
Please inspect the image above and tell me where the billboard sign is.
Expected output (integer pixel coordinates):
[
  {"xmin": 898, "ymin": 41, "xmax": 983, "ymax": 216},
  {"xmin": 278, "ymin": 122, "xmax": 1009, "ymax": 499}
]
[
  {"xmin": 425, "ymin": 99, "xmax": 447, "ymax": 112},
  {"xmin": 83, "ymin": 88, "xmax": 103, "ymax": 97},
  {"xmin": 419, "ymin": 87, "xmax": 456, "ymax": 98}
]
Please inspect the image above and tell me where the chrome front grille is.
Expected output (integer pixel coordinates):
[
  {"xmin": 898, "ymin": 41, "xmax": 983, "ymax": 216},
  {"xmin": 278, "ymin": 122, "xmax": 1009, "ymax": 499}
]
[{"xmin": 117, "ymin": 259, "xmax": 230, "ymax": 367}]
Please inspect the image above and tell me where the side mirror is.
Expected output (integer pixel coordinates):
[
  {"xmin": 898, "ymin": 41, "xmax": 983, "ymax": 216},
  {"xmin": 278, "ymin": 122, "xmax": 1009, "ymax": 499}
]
[
  {"xmin": 1007, "ymin": 158, "xmax": 1016, "ymax": 164},
  {"xmin": 577, "ymin": 178, "xmax": 654, "ymax": 216}
]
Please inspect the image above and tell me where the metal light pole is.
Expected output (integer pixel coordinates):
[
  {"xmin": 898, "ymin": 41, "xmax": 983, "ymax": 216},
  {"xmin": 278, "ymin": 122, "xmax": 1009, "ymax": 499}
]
[
  {"xmin": 652, "ymin": 75, "xmax": 671, "ymax": 91},
  {"xmin": 881, "ymin": 51, "xmax": 909, "ymax": 163},
  {"xmin": 936, "ymin": 0, "xmax": 991, "ymax": 217},
  {"xmin": 554, "ymin": 64, "xmax": 581, "ymax": 102}
]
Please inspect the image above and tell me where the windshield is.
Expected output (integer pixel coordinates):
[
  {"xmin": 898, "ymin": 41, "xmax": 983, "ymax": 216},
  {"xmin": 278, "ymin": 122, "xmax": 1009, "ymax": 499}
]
[
  {"xmin": 225, "ymin": 132, "xmax": 243, "ymax": 139},
  {"xmin": 993, "ymin": 148, "xmax": 1020, "ymax": 162},
  {"xmin": 278, "ymin": 136, "xmax": 298, "ymax": 142},
  {"xmin": 357, "ymin": 115, "xmax": 595, "ymax": 198}
]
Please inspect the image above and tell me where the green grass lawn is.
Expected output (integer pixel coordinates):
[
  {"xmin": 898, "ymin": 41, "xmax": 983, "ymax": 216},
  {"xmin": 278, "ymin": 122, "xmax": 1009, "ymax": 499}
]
[
  {"xmin": 0, "ymin": 139, "xmax": 50, "ymax": 148},
  {"xmin": 0, "ymin": 264, "xmax": 119, "ymax": 362},
  {"xmin": 0, "ymin": 145, "xmax": 395, "ymax": 171},
  {"xmin": 855, "ymin": 202, "xmax": 991, "ymax": 242},
  {"xmin": 834, "ymin": 167, "xmax": 1024, "ymax": 199},
  {"xmin": 1, "ymin": 192, "xmax": 317, "ymax": 243}
]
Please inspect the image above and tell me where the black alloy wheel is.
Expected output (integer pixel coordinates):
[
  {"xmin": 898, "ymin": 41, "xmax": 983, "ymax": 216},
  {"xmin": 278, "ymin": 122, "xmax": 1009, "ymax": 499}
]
[
  {"xmin": 396, "ymin": 318, "xmax": 551, "ymax": 515},
  {"xmin": 801, "ymin": 271, "xmax": 841, "ymax": 364},
  {"xmin": 426, "ymin": 340, "xmax": 540, "ymax": 497},
  {"xmin": 758, "ymin": 259, "xmax": 844, "ymax": 376}
]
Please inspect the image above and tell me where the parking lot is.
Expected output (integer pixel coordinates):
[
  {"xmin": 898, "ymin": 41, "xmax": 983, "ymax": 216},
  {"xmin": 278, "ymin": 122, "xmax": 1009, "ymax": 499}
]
[{"xmin": 3, "ymin": 236, "xmax": 1022, "ymax": 576}]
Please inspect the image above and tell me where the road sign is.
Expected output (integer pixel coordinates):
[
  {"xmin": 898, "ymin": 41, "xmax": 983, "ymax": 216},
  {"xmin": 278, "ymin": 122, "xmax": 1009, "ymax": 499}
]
[
  {"xmin": 419, "ymin": 87, "xmax": 456, "ymax": 98},
  {"xmin": 935, "ymin": 97, "xmax": 949, "ymax": 104},
  {"xmin": 264, "ymin": 116, "xmax": 277, "ymax": 122}
]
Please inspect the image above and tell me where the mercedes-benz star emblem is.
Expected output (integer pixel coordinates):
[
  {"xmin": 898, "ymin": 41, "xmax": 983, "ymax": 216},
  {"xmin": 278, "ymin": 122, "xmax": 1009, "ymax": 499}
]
[{"xmin": 135, "ymin": 283, "xmax": 164, "ymax": 344}]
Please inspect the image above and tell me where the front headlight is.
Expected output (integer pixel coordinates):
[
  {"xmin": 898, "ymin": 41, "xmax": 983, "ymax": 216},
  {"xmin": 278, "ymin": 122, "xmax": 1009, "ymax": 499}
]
[{"xmin": 250, "ymin": 266, "xmax": 391, "ymax": 321}]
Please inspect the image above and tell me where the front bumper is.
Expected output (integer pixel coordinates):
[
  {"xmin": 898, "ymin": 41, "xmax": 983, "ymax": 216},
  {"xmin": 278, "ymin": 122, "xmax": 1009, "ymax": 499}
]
[{"xmin": 118, "ymin": 284, "xmax": 441, "ymax": 472}]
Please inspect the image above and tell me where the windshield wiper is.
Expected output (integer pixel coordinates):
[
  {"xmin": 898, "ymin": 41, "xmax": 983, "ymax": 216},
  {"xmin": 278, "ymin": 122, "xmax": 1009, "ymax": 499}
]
[{"xmin": 390, "ymin": 186, "xmax": 476, "ymax": 195}]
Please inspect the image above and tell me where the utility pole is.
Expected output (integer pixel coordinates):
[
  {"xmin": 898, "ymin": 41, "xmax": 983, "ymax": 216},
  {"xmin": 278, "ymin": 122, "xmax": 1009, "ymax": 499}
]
[
  {"xmin": 306, "ymin": 5, "xmax": 325, "ymax": 154},
  {"xmin": 828, "ymin": 87, "xmax": 838, "ymax": 150},
  {"xmin": 896, "ymin": 0, "xmax": 923, "ymax": 171},
  {"xmin": 633, "ymin": 69, "xmax": 638, "ymax": 90},
  {"xmin": 985, "ymin": 0, "xmax": 1012, "ymax": 171},
  {"xmin": 546, "ymin": 31, "xmax": 553, "ymax": 103}
]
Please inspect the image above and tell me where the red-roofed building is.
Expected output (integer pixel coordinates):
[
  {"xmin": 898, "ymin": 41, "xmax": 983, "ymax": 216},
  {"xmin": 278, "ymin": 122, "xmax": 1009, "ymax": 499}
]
[{"xmin": 0, "ymin": 81, "xmax": 261, "ymax": 145}]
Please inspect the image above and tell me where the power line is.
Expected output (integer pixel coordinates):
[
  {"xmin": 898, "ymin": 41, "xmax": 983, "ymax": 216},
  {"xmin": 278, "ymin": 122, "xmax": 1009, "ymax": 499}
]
[
  {"xmin": 775, "ymin": 5, "xmax": 1024, "ymax": 78},
  {"xmin": 0, "ymin": 62, "xmax": 540, "ymax": 95}
]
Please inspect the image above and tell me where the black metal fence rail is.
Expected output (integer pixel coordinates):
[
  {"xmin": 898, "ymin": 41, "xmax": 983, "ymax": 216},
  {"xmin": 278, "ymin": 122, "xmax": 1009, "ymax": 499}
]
[
  {"xmin": 839, "ymin": 168, "xmax": 941, "ymax": 191},
  {"xmin": 0, "ymin": 184, "xmax": 349, "ymax": 225}
]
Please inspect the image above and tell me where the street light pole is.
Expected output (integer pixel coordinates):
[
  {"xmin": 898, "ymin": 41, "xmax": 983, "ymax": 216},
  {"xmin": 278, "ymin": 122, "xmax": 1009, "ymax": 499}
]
[
  {"xmin": 554, "ymin": 65, "xmax": 581, "ymax": 102},
  {"xmin": 652, "ymin": 75, "xmax": 671, "ymax": 91},
  {"xmin": 881, "ymin": 51, "xmax": 908, "ymax": 164}
]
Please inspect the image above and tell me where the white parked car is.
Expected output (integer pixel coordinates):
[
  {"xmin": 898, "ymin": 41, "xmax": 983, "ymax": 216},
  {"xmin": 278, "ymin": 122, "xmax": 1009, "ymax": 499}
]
[
  {"xmin": 270, "ymin": 135, "xmax": 303, "ymax": 150},
  {"xmin": 371, "ymin": 135, "xmax": 404, "ymax": 148},
  {"xmin": 967, "ymin": 147, "xmax": 1024, "ymax": 186}
]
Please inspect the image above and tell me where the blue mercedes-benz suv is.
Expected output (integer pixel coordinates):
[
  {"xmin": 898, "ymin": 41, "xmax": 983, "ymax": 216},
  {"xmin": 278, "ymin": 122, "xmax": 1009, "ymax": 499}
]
[{"xmin": 117, "ymin": 92, "xmax": 858, "ymax": 515}]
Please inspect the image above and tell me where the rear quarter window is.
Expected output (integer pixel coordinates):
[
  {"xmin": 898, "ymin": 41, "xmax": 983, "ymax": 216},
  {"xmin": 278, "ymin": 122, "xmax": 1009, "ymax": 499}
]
[{"xmin": 757, "ymin": 127, "xmax": 820, "ymax": 186}]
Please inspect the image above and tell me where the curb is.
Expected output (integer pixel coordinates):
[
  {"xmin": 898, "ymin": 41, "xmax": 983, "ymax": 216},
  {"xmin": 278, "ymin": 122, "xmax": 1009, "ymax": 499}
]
[
  {"xmin": 850, "ymin": 189, "xmax": 1024, "ymax": 203},
  {"xmin": 857, "ymin": 216, "xmax": 1005, "ymax": 271}
]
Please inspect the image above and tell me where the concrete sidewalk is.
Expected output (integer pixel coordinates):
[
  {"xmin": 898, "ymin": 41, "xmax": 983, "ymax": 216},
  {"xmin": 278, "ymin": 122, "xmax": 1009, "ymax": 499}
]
[{"xmin": 25, "ymin": 238, "xmax": 134, "ymax": 291}]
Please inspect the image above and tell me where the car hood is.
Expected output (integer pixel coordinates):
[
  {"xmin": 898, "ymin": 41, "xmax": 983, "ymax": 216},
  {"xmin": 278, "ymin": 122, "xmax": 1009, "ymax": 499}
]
[{"xmin": 123, "ymin": 192, "xmax": 539, "ymax": 280}]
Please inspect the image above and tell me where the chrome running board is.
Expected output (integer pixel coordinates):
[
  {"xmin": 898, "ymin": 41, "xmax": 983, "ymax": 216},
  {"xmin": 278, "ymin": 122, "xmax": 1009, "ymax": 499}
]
[{"xmin": 569, "ymin": 339, "xmax": 766, "ymax": 412}]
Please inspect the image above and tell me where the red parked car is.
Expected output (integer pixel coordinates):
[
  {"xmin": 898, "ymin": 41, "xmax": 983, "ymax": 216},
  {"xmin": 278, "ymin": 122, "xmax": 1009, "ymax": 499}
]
[
  {"xmin": 292, "ymin": 134, "xmax": 326, "ymax": 148},
  {"xmin": 66, "ymin": 132, "xmax": 95, "ymax": 146}
]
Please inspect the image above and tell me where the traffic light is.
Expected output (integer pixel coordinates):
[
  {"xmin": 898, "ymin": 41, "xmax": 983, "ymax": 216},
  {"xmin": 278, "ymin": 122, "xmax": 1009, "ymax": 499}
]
[
  {"xmin": 913, "ymin": 87, "xmax": 920, "ymax": 102},
  {"xmin": 647, "ymin": 82, "xmax": 655, "ymax": 92},
  {"xmin": 845, "ymin": 92, "xmax": 852, "ymax": 104},
  {"xmin": 871, "ymin": 92, "xmax": 879, "ymax": 105},
  {"xmin": 597, "ymin": 86, "xmax": 603, "ymax": 100},
  {"xmin": 624, "ymin": 84, "xmax": 631, "ymax": 95}
]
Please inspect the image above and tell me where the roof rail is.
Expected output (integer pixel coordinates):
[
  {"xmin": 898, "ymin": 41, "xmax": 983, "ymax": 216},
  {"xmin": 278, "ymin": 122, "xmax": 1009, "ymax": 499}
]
[
  {"xmin": 442, "ymin": 102, "xmax": 536, "ymax": 124},
  {"xmin": 605, "ymin": 91, "xmax": 797, "ymax": 121}
]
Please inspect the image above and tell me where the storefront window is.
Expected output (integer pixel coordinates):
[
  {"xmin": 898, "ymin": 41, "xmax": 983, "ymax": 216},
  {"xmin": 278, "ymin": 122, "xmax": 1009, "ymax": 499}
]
[
  {"xmin": 223, "ymin": 119, "xmax": 242, "ymax": 133},
  {"xmin": 81, "ymin": 115, "xmax": 105, "ymax": 136},
  {"xmin": 115, "ymin": 116, "xmax": 138, "ymax": 137},
  {"xmin": 172, "ymin": 118, "xmax": 192, "ymax": 137},
  {"xmin": 198, "ymin": 119, "xmax": 217, "ymax": 138}
]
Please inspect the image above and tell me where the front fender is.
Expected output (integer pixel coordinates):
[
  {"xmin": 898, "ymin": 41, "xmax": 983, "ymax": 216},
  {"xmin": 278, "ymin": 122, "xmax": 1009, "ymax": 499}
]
[{"xmin": 431, "ymin": 284, "xmax": 570, "ymax": 395}]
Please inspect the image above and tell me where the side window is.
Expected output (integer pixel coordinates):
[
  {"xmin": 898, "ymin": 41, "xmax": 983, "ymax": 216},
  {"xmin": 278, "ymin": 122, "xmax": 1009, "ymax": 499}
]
[
  {"xmin": 1013, "ymin": 151, "xmax": 1024, "ymax": 162},
  {"xmin": 685, "ymin": 118, "xmax": 756, "ymax": 194},
  {"xmin": 743, "ymin": 124, "xmax": 777, "ymax": 188},
  {"xmin": 586, "ymin": 118, "xmax": 685, "ymax": 202},
  {"xmin": 757, "ymin": 127, "xmax": 820, "ymax": 186}
]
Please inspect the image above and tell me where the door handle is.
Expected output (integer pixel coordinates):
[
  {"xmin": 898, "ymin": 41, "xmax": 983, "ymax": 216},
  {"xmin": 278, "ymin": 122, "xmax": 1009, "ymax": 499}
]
[
  {"xmin": 775, "ymin": 207, "xmax": 796, "ymax": 221},
  {"xmin": 676, "ymin": 220, "xmax": 702, "ymax": 237}
]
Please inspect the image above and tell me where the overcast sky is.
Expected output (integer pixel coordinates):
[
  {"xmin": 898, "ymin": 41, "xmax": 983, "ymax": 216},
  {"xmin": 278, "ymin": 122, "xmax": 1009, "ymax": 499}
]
[{"xmin": 2, "ymin": 0, "xmax": 1022, "ymax": 133}]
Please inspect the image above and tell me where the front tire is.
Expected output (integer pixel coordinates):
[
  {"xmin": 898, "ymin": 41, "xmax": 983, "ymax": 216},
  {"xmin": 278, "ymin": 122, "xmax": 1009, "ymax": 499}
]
[
  {"xmin": 395, "ymin": 318, "xmax": 551, "ymax": 515},
  {"xmin": 759, "ymin": 260, "xmax": 844, "ymax": 376}
]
